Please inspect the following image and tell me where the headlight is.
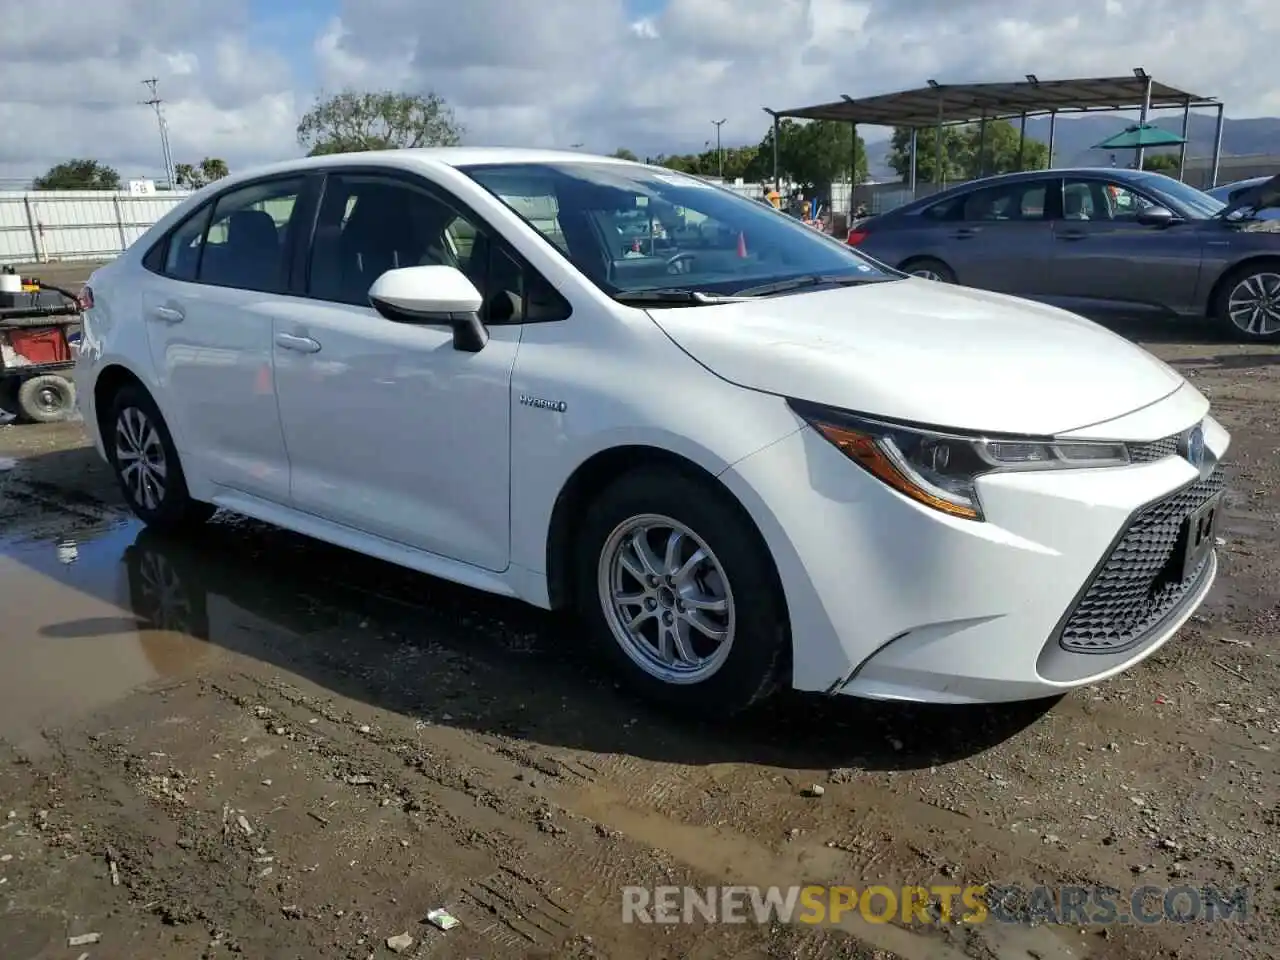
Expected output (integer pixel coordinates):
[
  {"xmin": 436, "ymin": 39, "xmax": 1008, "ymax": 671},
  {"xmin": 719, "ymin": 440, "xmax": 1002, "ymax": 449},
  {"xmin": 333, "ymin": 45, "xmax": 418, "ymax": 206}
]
[{"xmin": 789, "ymin": 400, "xmax": 1130, "ymax": 522}]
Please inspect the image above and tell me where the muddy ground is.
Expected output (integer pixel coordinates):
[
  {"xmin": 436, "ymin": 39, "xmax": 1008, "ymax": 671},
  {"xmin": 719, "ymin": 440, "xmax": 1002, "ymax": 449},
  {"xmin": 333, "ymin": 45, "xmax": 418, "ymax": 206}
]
[{"xmin": 1, "ymin": 267, "xmax": 1278, "ymax": 959}]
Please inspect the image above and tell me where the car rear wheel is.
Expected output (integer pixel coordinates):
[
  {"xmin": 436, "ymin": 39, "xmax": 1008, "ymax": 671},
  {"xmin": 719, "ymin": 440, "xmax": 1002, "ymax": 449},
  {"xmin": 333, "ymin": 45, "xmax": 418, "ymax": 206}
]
[
  {"xmin": 1215, "ymin": 262, "xmax": 1280, "ymax": 342},
  {"xmin": 107, "ymin": 385, "xmax": 216, "ymax": 531},
  {"xmin": 900, "ymin": 257, "xmax": 956, "ymax": 283},
  {"xmin": 574, "ymin": 468, "xmax": 788, "ymax": 716}
]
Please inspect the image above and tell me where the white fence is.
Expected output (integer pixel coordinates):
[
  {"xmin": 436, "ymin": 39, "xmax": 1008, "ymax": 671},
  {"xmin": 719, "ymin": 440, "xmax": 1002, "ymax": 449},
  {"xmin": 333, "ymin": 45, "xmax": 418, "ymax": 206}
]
[{"xmin": 0, "ymin": 190, "xmax": 193, "ymax": 265}]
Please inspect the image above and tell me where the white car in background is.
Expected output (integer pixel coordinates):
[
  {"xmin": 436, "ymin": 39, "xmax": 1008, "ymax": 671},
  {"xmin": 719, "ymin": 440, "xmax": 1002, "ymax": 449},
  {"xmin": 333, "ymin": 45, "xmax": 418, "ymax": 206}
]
[{"xmin": 75, "ymin": 148, "xmax": 1228, "ymax": 714}]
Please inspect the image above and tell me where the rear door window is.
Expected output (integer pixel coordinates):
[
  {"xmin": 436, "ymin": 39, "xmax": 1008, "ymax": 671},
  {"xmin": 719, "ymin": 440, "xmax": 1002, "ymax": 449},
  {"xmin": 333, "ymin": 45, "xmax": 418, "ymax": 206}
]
[{"xmin": 197, "ymin": 178, "xmax": 305, "ymax": 293}]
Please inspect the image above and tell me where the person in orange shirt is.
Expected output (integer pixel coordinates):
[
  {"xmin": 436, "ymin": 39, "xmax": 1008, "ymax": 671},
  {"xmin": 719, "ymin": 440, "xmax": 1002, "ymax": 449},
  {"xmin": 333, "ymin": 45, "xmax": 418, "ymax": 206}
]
[{"xmin": 765, "ymin": 185, "xmax": 781, "ymax": 209}]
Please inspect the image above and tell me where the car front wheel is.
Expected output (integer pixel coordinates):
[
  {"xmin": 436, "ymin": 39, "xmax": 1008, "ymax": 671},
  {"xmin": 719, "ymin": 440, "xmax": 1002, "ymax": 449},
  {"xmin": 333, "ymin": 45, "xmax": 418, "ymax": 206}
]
[
  {"xmin": 107, "ymin": 385, "xmax": 216, "ymax": 530},
  {"xmin": 574, "ymin": 468, "xmax": 789, "ymax": 715}
]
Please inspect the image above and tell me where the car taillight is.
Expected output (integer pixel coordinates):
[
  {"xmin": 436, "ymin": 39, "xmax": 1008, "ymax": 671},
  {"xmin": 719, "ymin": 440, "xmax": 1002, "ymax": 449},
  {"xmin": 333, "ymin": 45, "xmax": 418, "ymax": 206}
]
[
  {"xmin": 77, "ymin": 285, "xmax": 94, "ymax": 311},
  {"xmin": 847, "ymin": 229, "xmax": 868, "ymax": 246}
]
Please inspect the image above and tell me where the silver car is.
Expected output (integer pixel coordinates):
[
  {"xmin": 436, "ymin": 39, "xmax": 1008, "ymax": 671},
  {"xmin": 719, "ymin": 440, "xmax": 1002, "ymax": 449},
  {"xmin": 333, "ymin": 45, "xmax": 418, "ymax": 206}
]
[{"xmin": 850, "ymin": 169, "xmax": 1280, "ymax": 341}]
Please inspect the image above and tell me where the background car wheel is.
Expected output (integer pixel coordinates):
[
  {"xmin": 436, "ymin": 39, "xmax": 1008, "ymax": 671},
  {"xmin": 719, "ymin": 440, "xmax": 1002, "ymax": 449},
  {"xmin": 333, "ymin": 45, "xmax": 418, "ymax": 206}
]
[
  {"xmin": 17, "ymin": 374, "xmax": 76, "ymax": 423},
  {"xmin": 107, "ymin": 385, "xmax": 216, "ymax": 531},
  {"xmin": 899, "ymin": 257, "xmax": 956, "ymax": 283},
  {"xmin": 574, "ymin": 467, "xmax": 789, "ymax": 716},
  {"xmin": 1215, "ymin": 261, "xmax": 1280, "ymax": 342}
]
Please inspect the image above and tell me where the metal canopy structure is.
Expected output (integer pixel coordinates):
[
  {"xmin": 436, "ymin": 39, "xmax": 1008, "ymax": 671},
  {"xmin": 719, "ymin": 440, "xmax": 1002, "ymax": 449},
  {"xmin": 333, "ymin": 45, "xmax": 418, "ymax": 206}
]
[{"xmin": 763, "ymin": 70, "xmax": 1227, "ymax": 207}]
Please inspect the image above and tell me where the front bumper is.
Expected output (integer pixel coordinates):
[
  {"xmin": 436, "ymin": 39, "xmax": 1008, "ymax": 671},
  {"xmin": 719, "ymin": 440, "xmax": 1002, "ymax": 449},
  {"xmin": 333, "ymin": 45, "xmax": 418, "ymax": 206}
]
[{"xmin": 719, "ymin": 404, "xmax": 1229, "ymax": 705}]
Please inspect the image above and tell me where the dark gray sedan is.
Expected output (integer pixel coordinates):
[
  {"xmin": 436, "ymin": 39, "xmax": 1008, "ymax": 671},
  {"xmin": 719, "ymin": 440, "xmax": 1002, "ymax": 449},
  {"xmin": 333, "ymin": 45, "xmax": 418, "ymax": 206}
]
[{"xmin": 850, "ymin": 169, "xmax": 1280, "ymax": 341}]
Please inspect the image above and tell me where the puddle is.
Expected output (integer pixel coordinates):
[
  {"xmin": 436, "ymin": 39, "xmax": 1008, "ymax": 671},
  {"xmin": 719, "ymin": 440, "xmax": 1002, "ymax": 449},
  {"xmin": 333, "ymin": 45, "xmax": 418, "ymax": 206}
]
[
  {"xmin": 0, "ymin": 456, "xmax": 16, "ymax": 471},
  {"xmin": 0, "ymin": 521, "xmax": 218, "ymax": 753},
  {"xmin": 0, "ymin": 510, "xmax": 555, "ymax": 754}
]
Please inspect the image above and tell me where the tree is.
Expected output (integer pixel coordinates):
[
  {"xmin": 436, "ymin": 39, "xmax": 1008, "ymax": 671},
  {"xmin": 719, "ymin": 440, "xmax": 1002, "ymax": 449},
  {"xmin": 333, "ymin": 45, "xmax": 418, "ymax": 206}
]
[
  {"xmin": 174, "ymin": 157, "xmax": 230, "ymax": 189},
  {"xmin": 757, "ymin": 119, "xmax": 867, "ymax": 192},
  {"xmin": 296, "ymin": 90, "xmax": 463, "ymax": 156},
  {"xmin": 33, "ymin": 159, "xmax": 121, "ymax": 190},
  {"xmin": 888, "ymin": 121, "xmax": 1048, "ymax": 183},
  {"xmin": 1142, "ymin": 153, "xmax": 1180, "ymax": 174},
  {"xmin": 610, "ymin": 148, "xmax": 639, "ymax": 161},
  {"xmin": 955, "ymin": 120, "xmax": 1049, "ymax": 178}
]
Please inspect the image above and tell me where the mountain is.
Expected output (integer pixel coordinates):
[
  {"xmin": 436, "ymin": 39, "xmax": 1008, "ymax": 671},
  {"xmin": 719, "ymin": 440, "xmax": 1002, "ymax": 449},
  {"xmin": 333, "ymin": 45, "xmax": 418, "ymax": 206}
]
[{"xmin": 862, "ymin": 114, "xmax": 1280, "ymax": 180}]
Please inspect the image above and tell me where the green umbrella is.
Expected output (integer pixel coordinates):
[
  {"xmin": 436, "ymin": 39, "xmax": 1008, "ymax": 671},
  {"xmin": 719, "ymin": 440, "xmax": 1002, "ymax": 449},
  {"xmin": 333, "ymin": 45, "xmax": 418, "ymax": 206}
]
[{"xmin": 1092, "ymin": 124, "xmax": 1187, "ymax": 150}]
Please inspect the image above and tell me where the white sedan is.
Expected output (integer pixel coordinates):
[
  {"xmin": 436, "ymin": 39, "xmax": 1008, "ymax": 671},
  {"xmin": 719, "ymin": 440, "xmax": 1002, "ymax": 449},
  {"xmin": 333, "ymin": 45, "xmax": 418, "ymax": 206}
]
[{"xmin": 75, "ymin": 148, "xmax": 1229, "ymax": 714}]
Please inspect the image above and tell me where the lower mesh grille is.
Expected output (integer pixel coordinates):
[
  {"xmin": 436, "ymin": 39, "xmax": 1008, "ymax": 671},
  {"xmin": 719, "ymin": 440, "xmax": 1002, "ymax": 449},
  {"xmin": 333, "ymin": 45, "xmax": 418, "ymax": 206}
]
[{"xmin": 1058, "ymin": 466, "xmax": 1225, "ymax": 654}]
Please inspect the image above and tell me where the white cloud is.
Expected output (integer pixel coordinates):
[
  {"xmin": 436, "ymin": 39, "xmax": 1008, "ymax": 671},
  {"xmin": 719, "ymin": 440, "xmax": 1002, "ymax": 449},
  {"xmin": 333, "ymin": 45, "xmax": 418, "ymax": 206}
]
[
  {"xmin": 316, "ymin": 0, "xmax": 1280, "ymax": 158},
  {"xmin": 0, "ymin": 0, "xmax": 298, "ymax": 184},
  {"xmin": 2, "ymin": 0, "xmax": 1278, "ymax": 184}
]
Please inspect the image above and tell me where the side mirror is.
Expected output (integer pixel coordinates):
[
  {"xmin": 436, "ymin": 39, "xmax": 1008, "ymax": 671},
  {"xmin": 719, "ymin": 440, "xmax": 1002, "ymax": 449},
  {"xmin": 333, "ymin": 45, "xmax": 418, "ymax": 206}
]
[
  {"xmin": 367, "ymin": 265, "xmax": 488, "ymax": 353},
  {"xmin": 1136, "ymin": 205, "xmax": 1176, "ymax": 227}
]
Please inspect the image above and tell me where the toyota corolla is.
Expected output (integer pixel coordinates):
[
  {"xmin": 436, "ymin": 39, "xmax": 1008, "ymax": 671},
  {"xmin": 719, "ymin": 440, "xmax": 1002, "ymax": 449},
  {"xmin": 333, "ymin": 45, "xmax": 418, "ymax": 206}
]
[{"xmin": 74, "ymin": 149, "xmax": 1229, "ymax": 714}]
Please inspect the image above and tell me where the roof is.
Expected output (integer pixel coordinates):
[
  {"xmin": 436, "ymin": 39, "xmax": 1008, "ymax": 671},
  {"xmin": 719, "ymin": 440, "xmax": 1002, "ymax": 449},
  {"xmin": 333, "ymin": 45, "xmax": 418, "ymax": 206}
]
[
  {"xmin": 771, "ymin": 75, "xmax": 1215, "ymax": 128},
  {"xmin": 889, "ymin": 166, "xmax": 1172, "ymax": 204}
]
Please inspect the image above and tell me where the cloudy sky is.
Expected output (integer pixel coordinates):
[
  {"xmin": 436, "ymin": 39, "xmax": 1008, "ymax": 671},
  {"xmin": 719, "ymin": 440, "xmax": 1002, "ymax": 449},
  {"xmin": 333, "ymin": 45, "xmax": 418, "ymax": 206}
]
[{"xmin": 1, "ymin": 0, "xmax": 1278, "ymax": 183}]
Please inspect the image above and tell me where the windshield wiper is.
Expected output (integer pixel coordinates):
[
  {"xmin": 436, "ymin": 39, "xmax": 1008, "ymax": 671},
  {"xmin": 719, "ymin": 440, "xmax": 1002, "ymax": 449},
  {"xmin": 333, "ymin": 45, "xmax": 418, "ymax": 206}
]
[
  {"xmin": 732, "ymin": 274, "xmax": 889, "ymax": 297},
  {"xmin": 611, "ymin": 289, "xmax": 750, "ymax": 306}
]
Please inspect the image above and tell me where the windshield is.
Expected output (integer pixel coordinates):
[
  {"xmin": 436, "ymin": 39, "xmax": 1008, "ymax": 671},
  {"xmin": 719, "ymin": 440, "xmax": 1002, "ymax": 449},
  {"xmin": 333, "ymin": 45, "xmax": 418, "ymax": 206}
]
[
  {"xmin": 1138, "ymin": 173, "xmax": 1226, "ymax": 219},
  {"xmin": 459, "ymin": 161, "xmax": 897, "ymax": 296}
]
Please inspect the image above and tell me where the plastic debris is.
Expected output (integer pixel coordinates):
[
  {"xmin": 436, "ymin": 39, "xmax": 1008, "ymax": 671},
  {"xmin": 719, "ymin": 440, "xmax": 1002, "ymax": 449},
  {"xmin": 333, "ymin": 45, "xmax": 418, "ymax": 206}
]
[{"xmin": 425, "ymin": 907, "xmax": 460, "ymax": 931}]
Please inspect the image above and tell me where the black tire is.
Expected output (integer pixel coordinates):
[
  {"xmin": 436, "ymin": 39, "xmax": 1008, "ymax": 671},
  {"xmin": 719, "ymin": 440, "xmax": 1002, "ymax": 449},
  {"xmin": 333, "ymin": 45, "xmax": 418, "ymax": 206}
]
[
  {"xmin": 573, "ymin": 467, "xmax": 789, "ymax": 716},
  {"xmin": 106, "ymin": 384, "xmax": 216, "ymax": 530},
  {"xmin": 899, "ymin": 256, "xmax": 957, "ymax": 283},
  {"xmin": 16, "ymin": 374, "xmax": 76, "ymax": 423},
  {"xmin": 1213, "ymin": 261, "xmax": 1280, "ymax": 342}
]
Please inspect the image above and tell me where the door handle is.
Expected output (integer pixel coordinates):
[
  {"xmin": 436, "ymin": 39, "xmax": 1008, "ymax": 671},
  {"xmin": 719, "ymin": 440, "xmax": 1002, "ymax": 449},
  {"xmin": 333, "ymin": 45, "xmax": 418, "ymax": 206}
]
[
  {"xmin": 951, "ymin": 228, "xmax": 980, "ymax": 239},
  {"xmin": 275, "ymin": 332, "xmax": 321, "ymax": 354},
  {"xmin": 151, "ymin": 305, "xmax": 184, "ymax": 323},
  {"xmin": 1057, "ymin": 231, "xmax": 1088, "ymax": 241}
]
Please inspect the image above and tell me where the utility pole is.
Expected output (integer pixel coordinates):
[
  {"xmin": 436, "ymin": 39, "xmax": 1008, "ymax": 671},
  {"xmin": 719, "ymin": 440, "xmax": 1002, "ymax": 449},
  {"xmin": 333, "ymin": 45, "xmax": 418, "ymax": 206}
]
[
  {"xmin": 141, "ymin": 77, "xmax": 175, "ymax": 189},
  {"xmin": 711, "ymin": 119, "xmax": 726, "ymax": 178}
]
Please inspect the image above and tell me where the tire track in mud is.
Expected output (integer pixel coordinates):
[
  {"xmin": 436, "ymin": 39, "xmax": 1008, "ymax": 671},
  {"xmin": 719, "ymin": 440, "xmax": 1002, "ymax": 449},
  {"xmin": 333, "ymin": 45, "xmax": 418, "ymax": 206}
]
[
  {"xmin": 198, "ymin": 677, "xmax": 1060, "ymax": 960},
  {"xmin": 198, "ymin": 673, "xmax": 896, "ymax": 958}
]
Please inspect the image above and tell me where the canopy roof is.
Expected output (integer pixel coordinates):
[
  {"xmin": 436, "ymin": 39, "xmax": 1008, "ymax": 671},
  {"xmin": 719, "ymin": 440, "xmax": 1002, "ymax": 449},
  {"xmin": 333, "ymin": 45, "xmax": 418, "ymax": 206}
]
[{"xmin": 770, "ymin": 75, "xmax": 1215, "ymax": 128}]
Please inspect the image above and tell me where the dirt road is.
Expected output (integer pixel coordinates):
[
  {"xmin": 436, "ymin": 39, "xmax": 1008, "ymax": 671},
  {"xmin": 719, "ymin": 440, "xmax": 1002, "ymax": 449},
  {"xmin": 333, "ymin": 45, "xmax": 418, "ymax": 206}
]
[{"xmin": 0, "ymin": 302, "xmax": 1277, "ymax": 959}]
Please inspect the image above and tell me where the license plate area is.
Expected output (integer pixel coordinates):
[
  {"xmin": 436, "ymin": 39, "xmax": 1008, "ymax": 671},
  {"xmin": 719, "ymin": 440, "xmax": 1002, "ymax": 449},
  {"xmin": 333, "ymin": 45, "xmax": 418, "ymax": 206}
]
[{"xmin": 1175, "ymin": 491, "xmax": 1223, "ymax": 583}]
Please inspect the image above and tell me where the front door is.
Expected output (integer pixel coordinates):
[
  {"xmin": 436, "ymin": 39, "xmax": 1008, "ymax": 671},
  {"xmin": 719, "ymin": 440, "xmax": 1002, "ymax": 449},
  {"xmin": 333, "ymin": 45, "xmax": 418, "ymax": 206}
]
[
  {"xmin": 1046, "ymin": 177, "xmax": 1205, "ymax": 317},
  {"xmin": 141, "ymin": 176, "xmax": 307, "ymax": 503},
  {"xmin": 271, "ymin": 171, "xmax": 520, "ymax": 572}
]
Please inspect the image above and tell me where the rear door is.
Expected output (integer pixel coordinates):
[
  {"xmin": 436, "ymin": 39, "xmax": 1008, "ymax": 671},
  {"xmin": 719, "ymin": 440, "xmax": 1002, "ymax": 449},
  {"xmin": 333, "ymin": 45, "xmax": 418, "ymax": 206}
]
[
  {"xmin": 944, "ymin": 178, "xmax": 1057, "ymax": 294},
  {"xmin": 1046, "ymin": 176, "xmax": 1205, "ymax": 317},
  {"xmin": 139, "ymin": 176, "xmax": 311, "ymax": 503}
]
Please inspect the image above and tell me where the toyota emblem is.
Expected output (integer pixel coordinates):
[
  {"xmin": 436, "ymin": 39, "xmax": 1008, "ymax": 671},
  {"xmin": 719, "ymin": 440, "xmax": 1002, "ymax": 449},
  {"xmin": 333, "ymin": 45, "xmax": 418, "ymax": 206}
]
[{"xmin": 1183, "ymin": 424, "xmax": 1206, "ymax": 468}]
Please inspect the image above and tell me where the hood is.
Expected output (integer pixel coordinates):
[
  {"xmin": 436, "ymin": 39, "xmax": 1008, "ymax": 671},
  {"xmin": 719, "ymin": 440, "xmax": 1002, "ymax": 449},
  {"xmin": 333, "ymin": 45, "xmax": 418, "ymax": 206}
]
[
  {"xmin": 647, "ymin": 279, "xmax": 1184, "ymax": 436},
  {"xmin": 1219, "ymin": 173, "xmax": 1280, "ymax": 218}
]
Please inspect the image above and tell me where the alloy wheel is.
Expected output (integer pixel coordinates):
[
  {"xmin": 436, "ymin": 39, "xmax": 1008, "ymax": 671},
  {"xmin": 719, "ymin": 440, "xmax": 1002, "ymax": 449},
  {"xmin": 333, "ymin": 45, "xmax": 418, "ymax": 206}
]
[
  {"xmin": 910, "ymin": 268, "xmax": 945, "ymax": 281},
  {"xmin": 1227, "ymin": 271, "xmax": 1280, "ymax": 337},
  {"xmin": 115, "ymin": 407, "xmax": 168, "ymax": 511},
  {"xmin": 597, "ymin": 514, "xmax": 736, "ymax": 685}
]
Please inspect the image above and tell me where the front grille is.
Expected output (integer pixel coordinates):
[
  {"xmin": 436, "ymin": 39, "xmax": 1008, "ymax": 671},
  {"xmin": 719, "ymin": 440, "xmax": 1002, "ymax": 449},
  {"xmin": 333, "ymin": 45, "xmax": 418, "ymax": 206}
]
[
  {"xmin": 1058, "ymin": 466, "xmax": 1225, "ymax": 654},
  {"xmin": 1129, "ymin": 434, "xmax": 1180, "ymax": 463}
]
